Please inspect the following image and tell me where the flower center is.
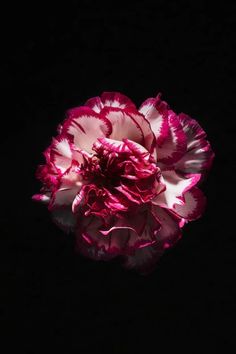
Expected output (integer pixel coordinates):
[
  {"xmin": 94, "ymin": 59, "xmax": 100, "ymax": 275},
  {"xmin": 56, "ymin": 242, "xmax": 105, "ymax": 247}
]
[{"xmin": 78, "ymin": 138, "xmax": 161, "ymax": 217}]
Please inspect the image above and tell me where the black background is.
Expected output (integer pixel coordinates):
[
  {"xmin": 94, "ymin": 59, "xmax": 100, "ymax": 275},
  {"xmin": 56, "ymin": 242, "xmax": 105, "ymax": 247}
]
[{"xmin": 2, "ymin": 1, "xmax": 236, "ymax": 352}]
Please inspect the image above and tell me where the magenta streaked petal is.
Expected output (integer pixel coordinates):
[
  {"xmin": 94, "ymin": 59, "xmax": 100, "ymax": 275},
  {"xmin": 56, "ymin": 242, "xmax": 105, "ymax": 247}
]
[
  {"xmin": 76, "ymin": 208, "xmax": 160, "ymax": 256},
  {"xmin": 173, "ymin": 187, "xmax": 206, "ymax": 220},
  {"xmin": 103, "ymin": 107, "xmax": 144, "ymax": 145},
  {"xmin": 49, "ymin": 169, "xmax": 83, "ymax": 210},
  {"xmin": 49, "ymin": 136, "xmax": 84, "ymax": 173},
  {"xmin": 156, "ymin": 111, "xmax": 187, "ymax": 164},
  {"xmin": 100, "ymin": 209, "xmax": 160, "ymax": 251},
  {"xmin": 125, "ymin": 109, "xmax": 156, "ymax": 152},
  {"xmin": 123, "ymin": 206, "xmax": 181, "ymax": 273},
  {"xmin": 152, "ymin": 169, "xmax": 201, "ymax": 209},
  {"xmin": 100, "ymin": 92, "xmax": 136, "ymax": 110},
  {"xmin": 84, "ymin": 96, "xmax": 104, "ymax": 113},
  {"xmin": 139, "ymin": 94, "xmax": 169, "ymax": 147},
  {"xmin": 95, "ymin": 137, "xmax": 131, "ymax": 154},
  {"xmin": 76, "ymin": 215, "xmax": 130, "ymax": 255},
  {"xmin": 123, "ymin": 138, "xmax": 152, "ymax": 156},
  {"xmin": 152, "ymin": 205, "xmax": 182, "ymax": 248},
  {"xmin": 175, "ymin": 113, "xmax": 215, "ymax": 175},
  {"xmin": 85, "ymin": 91, "xmax": 136, "ymax": 113},
  {"xmin": 61, "ymin": 106, "xmax": 112, "ymax": 153},
  {"xmin": 115, "ymin": 184, "xmax": 142, "ymax": 204}
]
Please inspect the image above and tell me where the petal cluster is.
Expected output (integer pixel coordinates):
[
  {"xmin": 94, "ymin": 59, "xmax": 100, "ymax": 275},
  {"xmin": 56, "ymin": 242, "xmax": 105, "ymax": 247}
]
[{"xmin": 33, "ymin": 92, "xmax": 214, "ymax": 273}]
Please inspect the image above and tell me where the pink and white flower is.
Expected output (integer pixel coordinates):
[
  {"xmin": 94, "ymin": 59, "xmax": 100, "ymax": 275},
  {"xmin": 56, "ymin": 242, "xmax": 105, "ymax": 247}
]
[{"xmin": 33, "ymin": 92, "xmax": 214, "ymax": 273}]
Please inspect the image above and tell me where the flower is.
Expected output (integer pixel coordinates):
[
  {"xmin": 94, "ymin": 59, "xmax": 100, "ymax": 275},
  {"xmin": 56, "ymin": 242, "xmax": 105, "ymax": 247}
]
[{"xmin": 33, "ymin": 92, "xmax": 214, "ymax": 273}]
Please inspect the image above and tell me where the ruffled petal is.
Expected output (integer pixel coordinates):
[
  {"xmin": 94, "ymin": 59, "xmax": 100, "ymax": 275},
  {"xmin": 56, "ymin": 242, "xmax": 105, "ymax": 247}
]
[
  {"xmin": 125, "ymin": 109, "xmax": 156, "ymax": 152},
  {"xmin": 76, "ymin": 215, "xmax": 130, "ymax": 255},
  {"xmin": 61, "ymin": 107, "xmax": 112, "ymax": 153},
  {"xmin": 123, "ymin": 206, "xmax": 182, "ymax": 273},
  {"xmin": 175, "ymin": 113, "xmax": 215, "ymax": 175},
  {"xmin": 152, "ymin": 169, "xmax": 201, "ymax": 209},
  {"xmin": 85, "ymin": 92, "xmax": 136, "ymax": 113},
  {"xmin": 139, "ymin": 94, "xmax": 169, "ymax": 147},
  {"xmin": 103, "ymin": 108, "xmax": 144, "ymax": 145},
  {"xmin": 156, "ymin": 111, "xmax": 187, "ymax": 164},
  {"xmin": 76, "ymin": 209, "xmax": 160, "ymax": 256},
  {"xmin": 49, "ymin": 136, "xmax": 83, "ymax": 173},
  {"xmin": 84, "ymin": 97, "xmax": 104, "ymax": 114},
  {"xmin": 49, "ymin": 168, "xmax": 83, "ymax": 210},
  {"xmin": 173, "ymin": 187, "xmax": 206, "ymax": 220},
  {"xmin": 152, "ymin": 206, "xmax": 182, "ymax": 248},
  {"xmin": 85, "ymin": 92, "xmax": 135, "ymax": 113},
  {"xmin": 100, "ymin": 92, "xmax": 136, "ymax": 109},
  {"xmin": 95, "ymin": 137, "xmax": 131, "ymax": 154}
]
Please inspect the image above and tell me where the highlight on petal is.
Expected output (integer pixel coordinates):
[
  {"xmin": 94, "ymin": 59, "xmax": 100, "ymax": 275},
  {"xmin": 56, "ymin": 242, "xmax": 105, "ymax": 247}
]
[
  {"xmin": 175, "ymin": 113, "xmax": 215, "ymax": 175},
  {"xmin": 152, "ymin": 169, "xmax": 201, "ymax": 209},
  {"xmin": 61, "ymin": 107, "xmax": 112, "ymax": 153}
]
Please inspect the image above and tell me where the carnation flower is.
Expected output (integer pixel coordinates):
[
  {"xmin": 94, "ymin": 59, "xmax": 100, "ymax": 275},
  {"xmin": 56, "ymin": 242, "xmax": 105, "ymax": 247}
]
[{"xmin": 33, "ymin": 92, "xmax": 214, "ymax": 273}]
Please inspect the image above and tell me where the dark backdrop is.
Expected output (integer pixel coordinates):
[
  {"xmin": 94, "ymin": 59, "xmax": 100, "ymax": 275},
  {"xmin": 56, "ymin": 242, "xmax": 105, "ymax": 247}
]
[{"xmin": 2, "ymin": 1, "xmax": 235, "ymax": 352}]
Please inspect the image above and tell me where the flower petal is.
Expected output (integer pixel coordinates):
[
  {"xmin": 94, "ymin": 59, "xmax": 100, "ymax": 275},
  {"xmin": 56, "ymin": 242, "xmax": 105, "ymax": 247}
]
[
  {"xmin": 122, "ymin": 244, "xmax": 164, "ymax": 274},
  {"xmin": 152, "ymin": 206, "xmax": 182, "ymax": 248},
  {"xmin": 126, "ymin": 109, "xmax": 156, "ymax": 152},
  {"xmin": 173, "ymin": 187, "xmax": 206, "ymax": 220},
  {"xmin": 85, "ymin": 91, "xmax": 136, "ymax": 113},
  {"xmin": 32, "ymin": 193, "xmax": 50, "ymax": 203},
  {"xmin": 52, "ymin": 206, "xmax": 77, "ymax": 233},
  {"xmin": 175, "ymin": 113, "xmax": 215, "ymax": 175},
  {"xmin": 139, "ymin": 94, "xmax": 169, "ymax": 147},
  {"xmin": 76, "ymin": 215, "xmax": 130, "ymax": 255},
  {"xmin": 103, "ymin": 107, "xmax": 144, "ymax": 145},
  {"xmin": 101, "ymin": 210, "xmax": 160, "ymax": 251},
  {"xmin": 95, "ymin": 137, "xmax": 131, "ymax": 154},
  {"xmin": 76, "ymin": 237, "xmax": 116, "ymax": 261},
  {"xmin": 101, "ymin": 92, "xmax": 136, "ymax": 109},
  {"xmin": 76, "ymin": 209, "xmax": 160, "ymax": 256},
  {"xmin": 61, "ymin": 107, "xmax": 112, "ymax": 153},
  {"xmin": 156, "ymin": 111, "xmax": 187, "ymax": 164},
  {"xmin": 152, "ymin": 169, "xmax": 201, "ymax": 209},
  {"xmin": 84, "ymin": 97, "xmax": 104, "ymax": 113},
  {"xmin": 50, "ymin": 136, "xmax": 83, "ymax": 173},
  {"xmin": 123, "ymin": 206, "xmax": 182, "ymax": 273},
  {"xmin": 49, "ymin": 168, "xmax": 83, "ymax": 210}
]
